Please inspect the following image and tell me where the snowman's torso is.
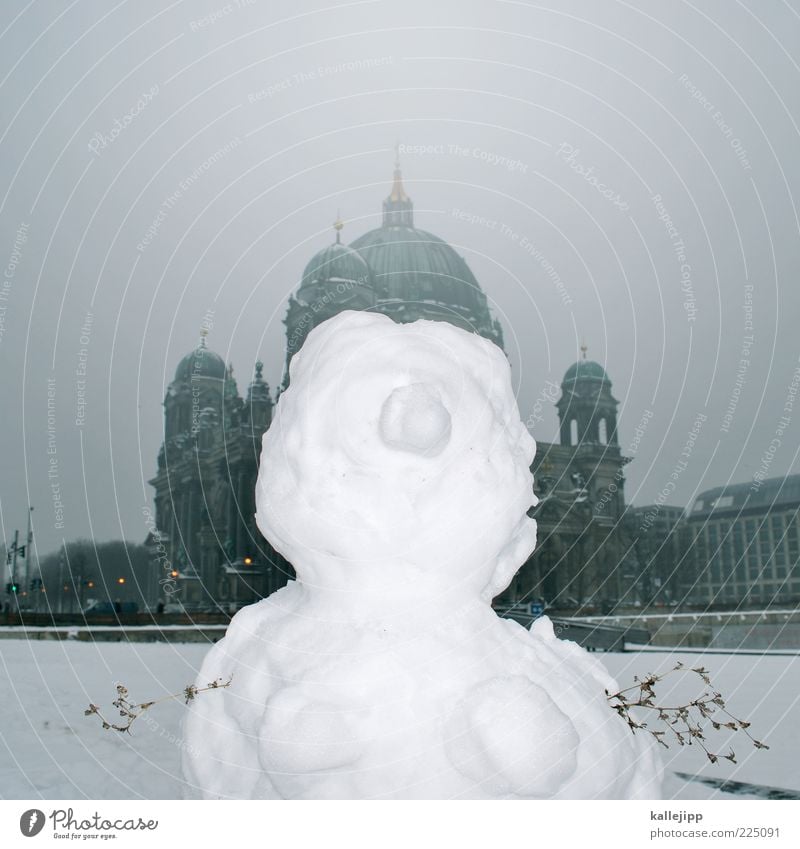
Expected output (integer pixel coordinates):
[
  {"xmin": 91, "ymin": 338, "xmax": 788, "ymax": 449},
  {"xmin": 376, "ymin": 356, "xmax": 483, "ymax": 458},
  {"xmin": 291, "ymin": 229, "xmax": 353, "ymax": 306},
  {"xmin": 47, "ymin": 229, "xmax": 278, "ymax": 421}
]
[{"xmin": 183, "ymin": 583, "xmax": 660, "ymax": 800}]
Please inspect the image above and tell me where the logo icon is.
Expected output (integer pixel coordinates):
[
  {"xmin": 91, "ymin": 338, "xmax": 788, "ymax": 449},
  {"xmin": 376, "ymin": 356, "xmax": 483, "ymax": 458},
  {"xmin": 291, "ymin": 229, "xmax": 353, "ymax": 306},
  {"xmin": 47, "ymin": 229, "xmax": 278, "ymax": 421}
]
[{"xmin": 19, "ymin": 809, "xmax": 46, "ymax": 837}]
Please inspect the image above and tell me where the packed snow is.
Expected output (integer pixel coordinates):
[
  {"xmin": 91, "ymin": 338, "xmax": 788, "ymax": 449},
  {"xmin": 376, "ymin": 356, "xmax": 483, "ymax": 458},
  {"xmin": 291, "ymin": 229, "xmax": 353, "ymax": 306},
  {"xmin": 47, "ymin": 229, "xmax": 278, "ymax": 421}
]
[{"xmin": 182, "ymin": 312, "xmax": 660, "ymax": 799}]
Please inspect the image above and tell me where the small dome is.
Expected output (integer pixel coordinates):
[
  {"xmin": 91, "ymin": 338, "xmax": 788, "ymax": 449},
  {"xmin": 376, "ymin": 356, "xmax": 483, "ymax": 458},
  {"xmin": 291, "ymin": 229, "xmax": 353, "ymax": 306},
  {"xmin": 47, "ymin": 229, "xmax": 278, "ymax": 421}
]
[
  {"xmin": 174, "ymin": 344, "xmax": 226, "ymax": 382},
  {"xmin": 298, "ymin": 241, "xmax": 372, "ymax": 303},
  {"xmin": 562, "ymin": 359, "xmax": 610, "ymax": 384}
]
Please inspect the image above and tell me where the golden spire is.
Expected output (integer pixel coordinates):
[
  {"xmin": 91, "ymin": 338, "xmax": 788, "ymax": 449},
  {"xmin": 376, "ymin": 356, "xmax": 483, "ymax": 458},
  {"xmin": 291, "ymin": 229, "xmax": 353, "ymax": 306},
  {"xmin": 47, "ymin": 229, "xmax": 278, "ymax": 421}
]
[
  {"xmin": 333, "ymin": 209, "xmax": 344, "ymax": 244},
  {"xmin": 199, "ymin": 326, "xmax": 209, "ymax": 348},
  {"xmin": 390, "ymin": 141, "xmax": 408, "ymax": 202},
  {"xmin": 580, "ymin": 339, "xmax": 588, "ymax": 360}
]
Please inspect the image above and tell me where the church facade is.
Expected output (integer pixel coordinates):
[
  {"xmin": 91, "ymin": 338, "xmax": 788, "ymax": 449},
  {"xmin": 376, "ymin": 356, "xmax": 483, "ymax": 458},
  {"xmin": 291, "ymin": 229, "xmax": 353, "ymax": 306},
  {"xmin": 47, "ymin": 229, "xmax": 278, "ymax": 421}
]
[{"xmin": 149, "ymin": 162, "xmax": 631, "ymax": 613}]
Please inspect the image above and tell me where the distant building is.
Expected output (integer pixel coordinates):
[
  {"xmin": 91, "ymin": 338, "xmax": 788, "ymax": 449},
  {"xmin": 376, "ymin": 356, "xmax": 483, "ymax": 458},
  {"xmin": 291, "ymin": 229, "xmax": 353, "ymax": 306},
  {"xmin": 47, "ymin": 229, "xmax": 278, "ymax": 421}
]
[
  {"xmin": 683, "ymin": 474, "xmax": 800, "ymax": 606},
  {"xmin": 147, "ymin": 351, "xmax": 283, "ymax": 610},
  {"xmin": 502, "ymin": 354, "xmax": 630, "ymax": 611},
  {"xmin": 627, "ymin": 504, "xmax": 686, "ymax": 606}
]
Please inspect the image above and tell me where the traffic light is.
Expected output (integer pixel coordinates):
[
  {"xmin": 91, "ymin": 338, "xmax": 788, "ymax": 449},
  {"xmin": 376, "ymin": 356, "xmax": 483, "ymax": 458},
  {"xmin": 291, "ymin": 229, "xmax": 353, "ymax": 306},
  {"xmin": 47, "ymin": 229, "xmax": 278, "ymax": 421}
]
[
  {"xmin": 243, "ymin": 557, "xmax": 253, "ymax": 566},
  {"xmin": 6, "ymin": 583, "xmax": 18, "ymax": 594}
]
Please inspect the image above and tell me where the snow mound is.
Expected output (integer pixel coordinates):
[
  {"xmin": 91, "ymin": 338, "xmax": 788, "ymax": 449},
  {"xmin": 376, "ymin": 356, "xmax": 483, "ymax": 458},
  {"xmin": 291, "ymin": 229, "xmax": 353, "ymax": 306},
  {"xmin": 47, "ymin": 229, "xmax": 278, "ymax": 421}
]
[{"xmin": 182, "ymin": 311, "xmax": 661, "ymax": 799}]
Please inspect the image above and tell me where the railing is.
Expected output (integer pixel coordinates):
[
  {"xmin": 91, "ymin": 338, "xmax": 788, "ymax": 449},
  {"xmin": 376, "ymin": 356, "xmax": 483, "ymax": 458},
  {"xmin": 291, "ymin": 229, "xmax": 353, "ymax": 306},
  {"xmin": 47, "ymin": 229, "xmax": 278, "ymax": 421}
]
[
  {"xmin": 497, "ymin": 607, "xmax": 649, "ymax": 651},
  {"xmin": 2, "ymin": 609, "xmax": 649, "ymax": 652},
  {"xmin": 1, "ymin": 611, "xmax": 233, "ymax": 628}
]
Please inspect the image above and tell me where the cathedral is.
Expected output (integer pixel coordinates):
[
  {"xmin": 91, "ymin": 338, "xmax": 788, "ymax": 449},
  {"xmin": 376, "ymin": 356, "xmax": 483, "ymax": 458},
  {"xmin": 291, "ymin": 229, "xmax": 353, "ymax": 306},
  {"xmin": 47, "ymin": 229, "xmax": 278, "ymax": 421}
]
[{"xmin": 148, "ymin": 161, "xmax": 631, "ymax": 613}]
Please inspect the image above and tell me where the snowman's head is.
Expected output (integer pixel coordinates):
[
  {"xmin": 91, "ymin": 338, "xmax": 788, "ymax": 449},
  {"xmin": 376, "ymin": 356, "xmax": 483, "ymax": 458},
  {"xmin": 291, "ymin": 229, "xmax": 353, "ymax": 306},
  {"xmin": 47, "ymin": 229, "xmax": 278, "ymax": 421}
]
[{"xmin": 256, "ymin": 311, "xmax": 537, "ymax": 605}]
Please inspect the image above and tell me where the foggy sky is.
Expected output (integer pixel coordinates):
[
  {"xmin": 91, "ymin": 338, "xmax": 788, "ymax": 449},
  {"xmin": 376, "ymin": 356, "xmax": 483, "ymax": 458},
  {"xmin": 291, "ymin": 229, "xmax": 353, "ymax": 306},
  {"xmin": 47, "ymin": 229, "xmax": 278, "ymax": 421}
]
[{"xmin": 1, "ymin": 0, "xmax": 799, "ymax": 559}]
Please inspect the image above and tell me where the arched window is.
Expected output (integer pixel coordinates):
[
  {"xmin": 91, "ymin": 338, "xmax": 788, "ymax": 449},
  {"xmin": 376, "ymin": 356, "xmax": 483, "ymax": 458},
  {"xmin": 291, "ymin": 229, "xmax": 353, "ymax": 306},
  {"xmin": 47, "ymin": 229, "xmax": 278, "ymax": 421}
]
[
  {"xmin": 599, "ymin": 418, "xmax": 608, "ymax": 445},
  {"xmin": 570, "ymin": 419, "xmax": 578, "ymax": 446}
]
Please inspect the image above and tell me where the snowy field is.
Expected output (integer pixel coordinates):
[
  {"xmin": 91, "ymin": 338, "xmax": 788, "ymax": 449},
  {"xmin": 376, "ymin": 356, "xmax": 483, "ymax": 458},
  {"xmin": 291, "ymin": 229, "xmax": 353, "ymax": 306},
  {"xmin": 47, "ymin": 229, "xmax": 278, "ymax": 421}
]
[{"xmin": 0, "ymin": 637, "xmax": 797, "ymax": 800}]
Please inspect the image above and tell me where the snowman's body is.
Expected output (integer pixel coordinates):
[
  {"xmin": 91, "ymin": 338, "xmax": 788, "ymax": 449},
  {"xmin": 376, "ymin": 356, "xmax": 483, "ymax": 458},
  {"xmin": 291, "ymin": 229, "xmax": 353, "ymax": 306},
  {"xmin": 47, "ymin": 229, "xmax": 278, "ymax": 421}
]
[{"xmin": 182, "ymin": 312, "xmax": 661, "ymax": 799}]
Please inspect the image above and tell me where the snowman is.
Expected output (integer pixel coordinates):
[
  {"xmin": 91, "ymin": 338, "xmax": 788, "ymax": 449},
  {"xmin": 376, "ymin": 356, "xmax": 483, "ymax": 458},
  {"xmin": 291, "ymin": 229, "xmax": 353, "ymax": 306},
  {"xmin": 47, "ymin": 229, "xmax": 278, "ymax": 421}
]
[{"xmin": 182, "ymin": 311, "xmax": 662, "ymax": 799}]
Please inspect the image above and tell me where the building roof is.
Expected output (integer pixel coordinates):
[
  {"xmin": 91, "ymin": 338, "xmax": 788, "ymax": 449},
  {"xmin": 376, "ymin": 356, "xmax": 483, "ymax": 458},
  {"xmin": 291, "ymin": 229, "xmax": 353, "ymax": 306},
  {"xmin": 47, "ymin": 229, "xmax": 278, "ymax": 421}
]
[
  {"xmin": 563, "ymin": 359, "xmax": 610, "ymax": 384},
  {"xmin": 350, "ymin": 224, "xmax": 489, "ymax": 318},
  {"xmin": 174, "ymin": 342, "xmax": 226, "ymax": 382},
  {"xmin": 298, "ymin": 240, "xmax": 372, "ymax": 301},
  {"xmin": 690, "ymin": 473, "xmax": 800, "ymax": 518}
]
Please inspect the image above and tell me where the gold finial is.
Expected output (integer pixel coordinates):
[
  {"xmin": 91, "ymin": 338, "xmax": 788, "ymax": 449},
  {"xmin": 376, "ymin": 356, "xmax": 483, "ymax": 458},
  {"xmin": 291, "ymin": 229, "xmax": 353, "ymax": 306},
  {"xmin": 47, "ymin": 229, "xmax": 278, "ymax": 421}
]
[
  {"xmin": 199, "ymin": 326, "xmax": 209, "ymax": 347},
  {"xmin": 333, "ymin": 209, "xmax": 344, "ymax": 243},
  {"xmin": 580, "ymin": 339, "xmax": 588, "ymax": 360},
  {"xmin": 390, "ymin": 143, "xmax": 408, "ymax": 202}
]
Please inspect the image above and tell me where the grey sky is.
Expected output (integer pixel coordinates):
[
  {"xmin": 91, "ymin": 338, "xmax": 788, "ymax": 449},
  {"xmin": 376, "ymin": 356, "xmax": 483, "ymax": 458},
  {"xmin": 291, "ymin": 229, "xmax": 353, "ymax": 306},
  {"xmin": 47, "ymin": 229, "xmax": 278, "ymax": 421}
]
[{"xmin": 1, "ymin": 0, "xmax": 799, "ymax": 558}]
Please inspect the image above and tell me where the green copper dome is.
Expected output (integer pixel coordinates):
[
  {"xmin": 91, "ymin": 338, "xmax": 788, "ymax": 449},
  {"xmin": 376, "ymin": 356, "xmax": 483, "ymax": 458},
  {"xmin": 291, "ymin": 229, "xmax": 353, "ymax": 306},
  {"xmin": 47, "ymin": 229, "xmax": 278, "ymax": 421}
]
[
  {"xmin": 175, "ymin": 342, "xmax": 226, "ymax": 382},
  {"xmin": 345, "ymin": 161, "xmax": 498, "ymax": 342},
  {"xmin": 349, "ymin": 224, "xmax": 490, "ymax": 319},
  {"xmin": 563, "ymin": 359, "xmax": 610, "ymax": 384},
  {"xmin": 282, "ymin": 160, "xmax": 504, "ymax": 388},
  {"xmin": 299, "ymin": 240, "xmax": 372, "ymax": 299}
]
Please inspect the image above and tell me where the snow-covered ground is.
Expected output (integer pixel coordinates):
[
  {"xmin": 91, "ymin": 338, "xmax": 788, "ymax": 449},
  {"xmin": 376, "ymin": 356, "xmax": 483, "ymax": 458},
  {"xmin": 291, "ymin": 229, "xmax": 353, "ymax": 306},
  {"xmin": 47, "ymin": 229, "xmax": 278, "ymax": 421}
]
[
  {"xmin": 0, "ymin": 638, "xmax": 797, "ymax": 800},
  {"xmin": 602, "ymin": 650, "xmax": 800, "ymax": 799},
  {"xmin": 0, "ymin": 639, "xmax": 207, "ymax": 799}
]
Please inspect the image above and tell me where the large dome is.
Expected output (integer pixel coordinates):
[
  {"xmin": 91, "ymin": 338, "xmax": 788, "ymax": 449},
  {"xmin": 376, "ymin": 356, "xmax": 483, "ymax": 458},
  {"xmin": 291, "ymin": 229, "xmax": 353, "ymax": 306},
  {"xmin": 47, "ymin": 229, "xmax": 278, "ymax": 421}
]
[
  {"xmin": 281, "ymin": 160, "xmax": 504, "ymax": 389},
  {"xmin": 349, "ymin": 224, "xmax": 489, "ymax": 320},
  {"xmin": 347, "ymin": 160, "xmax": 500, "ymax": 344}
]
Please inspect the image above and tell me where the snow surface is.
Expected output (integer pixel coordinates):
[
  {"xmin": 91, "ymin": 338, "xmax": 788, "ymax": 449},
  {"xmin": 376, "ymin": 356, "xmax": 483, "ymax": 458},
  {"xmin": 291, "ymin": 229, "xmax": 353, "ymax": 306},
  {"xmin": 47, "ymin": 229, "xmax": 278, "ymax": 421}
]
[
  {"xmin": 182, "ymin": 312, "xmax": 660, "ymax": 799},
  {"xmin": 0, "ymin": 640, "xmax": 795, "ymax": 800}
]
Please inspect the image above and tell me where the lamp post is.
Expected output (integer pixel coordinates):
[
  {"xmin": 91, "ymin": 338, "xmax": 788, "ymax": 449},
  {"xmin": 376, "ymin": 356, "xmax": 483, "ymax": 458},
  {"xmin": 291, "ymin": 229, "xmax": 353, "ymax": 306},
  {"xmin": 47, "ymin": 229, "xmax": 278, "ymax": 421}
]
[{"xmin": 23, "ymin": 507, "xmax": 33, "ymax": 609}]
